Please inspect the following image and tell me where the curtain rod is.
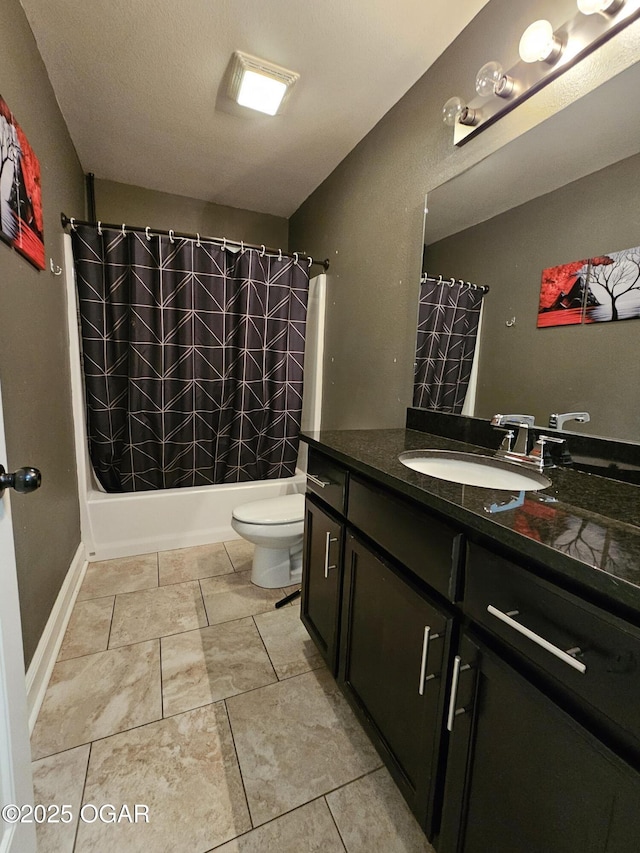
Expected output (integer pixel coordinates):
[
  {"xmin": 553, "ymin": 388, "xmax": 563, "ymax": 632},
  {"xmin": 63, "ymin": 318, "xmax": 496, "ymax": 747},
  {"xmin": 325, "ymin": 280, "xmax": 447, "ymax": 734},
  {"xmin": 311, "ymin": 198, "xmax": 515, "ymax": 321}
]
[
  {"xmin": 60, "ymin": 213, "xmax": 330, "ymax": 271},
  {"xmin": 421, "ymin": 272, "xmax": 489, "ymax": 294}
]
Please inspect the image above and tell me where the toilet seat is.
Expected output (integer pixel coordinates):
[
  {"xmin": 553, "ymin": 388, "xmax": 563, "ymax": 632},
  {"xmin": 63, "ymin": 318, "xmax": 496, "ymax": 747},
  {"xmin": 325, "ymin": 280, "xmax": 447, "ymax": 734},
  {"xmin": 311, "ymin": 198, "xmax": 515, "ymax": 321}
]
[{"xmin": 232, "ymin": 493, "xmax": 304, "ymax": 525}]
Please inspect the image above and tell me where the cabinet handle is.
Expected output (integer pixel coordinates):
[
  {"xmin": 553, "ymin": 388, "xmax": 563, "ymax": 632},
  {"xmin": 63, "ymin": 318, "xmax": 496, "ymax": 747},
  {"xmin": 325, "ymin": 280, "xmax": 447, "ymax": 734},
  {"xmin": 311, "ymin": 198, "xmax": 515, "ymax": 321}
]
[
  {"xmin": 446, "ymin": 655, "xmax": 471, "ymax": 732},
  {"xmin": 308, "ymin": 473, "xmax": 331, "ymax": 488},
  {"xmin": 324, "ymin": 531, "xmax": 338, "ymax": 578},
  {"xmin": 418, "ymin": 626, "xmax": 431, "ymax": 695},
  {"xmin": 487, "ymin": 605, "xmax": 587, "ymax": 675}
]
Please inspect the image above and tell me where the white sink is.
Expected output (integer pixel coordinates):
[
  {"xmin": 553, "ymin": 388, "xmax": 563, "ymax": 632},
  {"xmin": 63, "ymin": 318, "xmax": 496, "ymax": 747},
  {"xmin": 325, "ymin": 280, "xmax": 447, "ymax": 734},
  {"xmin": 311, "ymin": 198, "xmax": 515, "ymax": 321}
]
[{"xmin": 399, "ymin": 450, "xmax": 551, "ymax": 491}]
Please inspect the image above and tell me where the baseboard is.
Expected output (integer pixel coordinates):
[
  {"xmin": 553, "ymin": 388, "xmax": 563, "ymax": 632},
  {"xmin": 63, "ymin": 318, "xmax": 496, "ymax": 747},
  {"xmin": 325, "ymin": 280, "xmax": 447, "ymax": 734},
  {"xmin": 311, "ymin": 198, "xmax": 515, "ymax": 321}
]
[{"xmin": 26, "ymin": 542, "xmax": 88, "ymax": 734}]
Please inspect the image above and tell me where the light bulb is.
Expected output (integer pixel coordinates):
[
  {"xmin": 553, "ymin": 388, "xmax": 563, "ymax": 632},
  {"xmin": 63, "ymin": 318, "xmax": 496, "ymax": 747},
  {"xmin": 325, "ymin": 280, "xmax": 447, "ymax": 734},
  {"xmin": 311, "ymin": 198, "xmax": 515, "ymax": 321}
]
[
  {"xmin": 577, "ymin": 0, "xmax": 623, "ymax": 13},
  {"xmin": 442, "ymin": 96, "xmax": 464, "ymax": 127},
  {"xmin": 518, "ymin": 20, "xmax": 562, "ymax": 64},
  {"xmin": 475, "ymin": 61, "xmax": 504, "ymax": 97}
]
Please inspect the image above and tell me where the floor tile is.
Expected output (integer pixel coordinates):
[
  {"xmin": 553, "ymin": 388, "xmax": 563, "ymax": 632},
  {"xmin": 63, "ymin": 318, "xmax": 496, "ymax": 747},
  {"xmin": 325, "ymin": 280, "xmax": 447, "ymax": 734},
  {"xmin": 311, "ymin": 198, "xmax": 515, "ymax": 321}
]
[
  {"xmin": 254, "ymin": 605, "xmax": 323, "ymax": 679},
  {"xmin": 224, "ymin": 538, "xmax": 254, "ymax": 572},
  {"xmin": 31, "ymin": 641, "xmax": 161, "ymax": 760},
  {"xmin": 214, "ymin": 798, "xmax": 346, "ymax": 853},
  {"xmin": 161, "ymin": 617, "xmax": 277, "ymax": 717},
  {"xmin": 109, "ymin": 581, "xmax": 207, "ymax": 647},
  {"xmin": 200, "ymin": 570, "xmax": 283, "ymax": 626},
  {"xmin": 78, "ymin": 554, "xmax": 158, "ymax": 601},
  {"xmin": 158, "ymin": 542, "xmax": 233, "ymax": 585},
  {"xmin": 226, "ymin": 667, "xmax": 381, "ymax": 826},
  {"xmin": 58, "ymin": 596, "xmax": 114, "ymax": 661},
  {"xmin": 326, "ymin": 767, "xmax": 435, "ymax": 853},
  {"xmin": 74, "ymin": 704, "xmax": 251, "ymax": 853},
  {"xmin": 32, "ymin": 744, "xmax": 90, "ymax": 853}
]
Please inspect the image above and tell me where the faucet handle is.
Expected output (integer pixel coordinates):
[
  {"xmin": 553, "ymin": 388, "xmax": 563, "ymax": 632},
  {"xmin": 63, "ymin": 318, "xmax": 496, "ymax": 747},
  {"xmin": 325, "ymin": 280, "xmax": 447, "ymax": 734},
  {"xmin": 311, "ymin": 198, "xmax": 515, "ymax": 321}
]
[{"xmin": 531, "ymin": 434, "xmax": 568, "ymax": 470}]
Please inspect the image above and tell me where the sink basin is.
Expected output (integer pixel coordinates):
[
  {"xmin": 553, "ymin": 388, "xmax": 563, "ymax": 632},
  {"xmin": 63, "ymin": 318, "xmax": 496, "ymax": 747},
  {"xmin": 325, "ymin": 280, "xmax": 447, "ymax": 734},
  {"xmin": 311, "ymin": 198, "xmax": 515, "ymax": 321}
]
[{"xmin": 399, "ymin": 450, "xmax": 551, "ymax": 491}]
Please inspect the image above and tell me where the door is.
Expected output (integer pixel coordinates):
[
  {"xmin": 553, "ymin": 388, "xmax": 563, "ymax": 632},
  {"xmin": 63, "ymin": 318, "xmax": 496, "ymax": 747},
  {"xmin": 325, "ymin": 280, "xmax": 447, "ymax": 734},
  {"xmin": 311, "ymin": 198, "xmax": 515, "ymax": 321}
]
[
  {"xmin": 301, "ymin": 496, "xmax": 343, "ymax": 674},
  {"xmin": 0, "ymin": 381, "xmax": 36, "ymax": 853},
  {"xmin": 440, "ymin": 632, "xmax": 640, "ymax": 853},
  {"xmin": 339, "ymin": 533, "xmax": 452, "ymax": 834}
]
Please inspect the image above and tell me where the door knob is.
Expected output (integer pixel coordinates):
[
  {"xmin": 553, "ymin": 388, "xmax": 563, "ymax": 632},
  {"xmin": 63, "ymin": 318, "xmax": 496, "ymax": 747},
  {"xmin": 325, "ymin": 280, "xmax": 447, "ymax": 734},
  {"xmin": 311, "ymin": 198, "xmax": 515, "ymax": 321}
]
[{"xmin": 0, "ymin": 465, "xmax": 42, "ymax": 497}]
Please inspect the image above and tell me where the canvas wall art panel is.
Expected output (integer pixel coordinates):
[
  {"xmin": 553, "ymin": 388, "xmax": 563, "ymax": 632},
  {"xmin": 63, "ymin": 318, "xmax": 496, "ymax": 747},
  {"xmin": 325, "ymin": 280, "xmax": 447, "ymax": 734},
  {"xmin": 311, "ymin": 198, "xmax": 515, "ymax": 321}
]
[
  {"xmin": 0, "ymin": 93, "xmax": 45, "ymax": 268},
  {"xmin": 536, "ymin": 259, "xmax": 589, "ymax": 327}
]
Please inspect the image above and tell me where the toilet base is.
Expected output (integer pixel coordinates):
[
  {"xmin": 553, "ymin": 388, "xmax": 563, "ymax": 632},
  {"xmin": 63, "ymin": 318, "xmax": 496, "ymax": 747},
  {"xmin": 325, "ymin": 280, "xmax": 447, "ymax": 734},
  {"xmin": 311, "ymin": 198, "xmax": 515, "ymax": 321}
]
[{"xmin": 251, "ymin": 542, "xmax": 303, "ymax": 589}]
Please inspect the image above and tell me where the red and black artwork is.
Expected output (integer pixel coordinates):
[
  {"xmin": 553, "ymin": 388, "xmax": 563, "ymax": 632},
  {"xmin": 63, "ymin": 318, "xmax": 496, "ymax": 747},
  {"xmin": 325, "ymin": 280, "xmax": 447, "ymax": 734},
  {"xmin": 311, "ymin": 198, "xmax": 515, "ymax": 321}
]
[
  {"xmin": 0, "ymin": 94, "xmax": 44, "ymax": 269},
  {"xmin": 537, "ymin": 246, "xmax": 640, "ymax": 328}
]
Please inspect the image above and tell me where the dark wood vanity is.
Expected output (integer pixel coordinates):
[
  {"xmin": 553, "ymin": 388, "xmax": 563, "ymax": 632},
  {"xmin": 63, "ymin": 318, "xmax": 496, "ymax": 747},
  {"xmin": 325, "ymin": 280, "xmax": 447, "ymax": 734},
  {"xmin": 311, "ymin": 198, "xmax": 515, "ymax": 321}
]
[{"xmin": 300, "ymin": 430, "xmax": 640, "ymax": 853}]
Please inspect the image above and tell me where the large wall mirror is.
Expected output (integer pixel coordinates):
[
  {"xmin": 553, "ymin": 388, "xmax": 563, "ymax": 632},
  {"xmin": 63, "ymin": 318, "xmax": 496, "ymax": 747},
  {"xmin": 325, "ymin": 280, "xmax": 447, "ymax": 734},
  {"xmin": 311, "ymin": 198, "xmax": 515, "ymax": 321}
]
[{"xmin": 419, "ymin": 59, "xmax": 640, "ymax": 444}]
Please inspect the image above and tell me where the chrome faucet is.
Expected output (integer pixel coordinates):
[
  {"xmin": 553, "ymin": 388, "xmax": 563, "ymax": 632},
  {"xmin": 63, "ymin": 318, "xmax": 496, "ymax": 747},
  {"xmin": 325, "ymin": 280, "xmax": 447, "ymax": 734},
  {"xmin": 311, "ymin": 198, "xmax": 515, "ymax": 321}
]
[
  {"xmin": 491, "ymin": 414, "xmax": 566, "ymax": 471},
  {"xmin": 548, "ymin": 411, "xmax": 590, "ymax": 430}
]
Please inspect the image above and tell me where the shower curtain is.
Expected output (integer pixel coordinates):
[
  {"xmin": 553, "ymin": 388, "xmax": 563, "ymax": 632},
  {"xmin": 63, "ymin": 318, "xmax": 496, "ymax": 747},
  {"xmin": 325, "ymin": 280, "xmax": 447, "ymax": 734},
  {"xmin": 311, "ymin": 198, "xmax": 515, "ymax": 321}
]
[
  {"xmin": 71, "ymin": 225, "xmax": 310, "ymax": 492},
  {"xmin": 413, "ymin": 278, "xmax": 485, "ymax": 413}
]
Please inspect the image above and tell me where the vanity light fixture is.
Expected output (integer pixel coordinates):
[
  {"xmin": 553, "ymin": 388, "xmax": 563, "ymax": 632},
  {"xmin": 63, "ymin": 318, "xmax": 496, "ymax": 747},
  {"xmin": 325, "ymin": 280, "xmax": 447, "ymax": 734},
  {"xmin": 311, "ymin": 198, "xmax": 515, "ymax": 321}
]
[
  {"xmin": 577, "ymin": 0, "xmax": 625, "ymax": 14},
  {"xmin": 475, "ymin": 61, "xmax": 515, "ymax": 99},
  {"xmin": 518, "ymin": 20, "xmax": 564, "ymax": 64},
  {"xmin": 228, "ymin": 51, "xmax": 299, "ymax": 116},
  {"xmin": 442, "ymin": 1, "xmax": 640, "ymax": 145}
]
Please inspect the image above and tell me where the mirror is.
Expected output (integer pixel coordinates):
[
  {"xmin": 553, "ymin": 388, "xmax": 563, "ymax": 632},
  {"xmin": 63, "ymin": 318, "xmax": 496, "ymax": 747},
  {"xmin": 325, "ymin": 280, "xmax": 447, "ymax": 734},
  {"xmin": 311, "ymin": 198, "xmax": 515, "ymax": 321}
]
[{"xmin": 418, "ymin": 60, "xmax": 640, "ymax": 444}]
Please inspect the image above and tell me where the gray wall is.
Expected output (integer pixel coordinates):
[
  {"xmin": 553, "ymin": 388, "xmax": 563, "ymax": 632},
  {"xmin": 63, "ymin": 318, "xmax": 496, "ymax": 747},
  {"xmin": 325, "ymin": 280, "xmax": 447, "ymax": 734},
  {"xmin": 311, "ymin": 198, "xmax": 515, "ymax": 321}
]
[
  {"xmin": 289, "ymin": 0, "xmax": 636, "ymax": 430},
  {"xmin": 94, "ymin": 179, "xmax": 288, "ymax": 249},
  {"xmin": 0, "ymin": 0, "xmax": 84, "ymax": 666},
  {"xmin": 424, "ymin": 152, "xmax": 640, "ymax": 443}
]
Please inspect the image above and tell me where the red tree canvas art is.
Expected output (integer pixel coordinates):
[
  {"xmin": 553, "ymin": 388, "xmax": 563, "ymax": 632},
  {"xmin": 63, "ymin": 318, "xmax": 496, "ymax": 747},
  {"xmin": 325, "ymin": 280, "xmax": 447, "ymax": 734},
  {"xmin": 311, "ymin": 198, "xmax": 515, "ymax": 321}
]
[
  {"xmin": 0, "ymin": 94, "xmax": 45, "ymax": 269},
  {"xmin": 537, "ymin": 247, "xmax": 640, "ymax": 328}
]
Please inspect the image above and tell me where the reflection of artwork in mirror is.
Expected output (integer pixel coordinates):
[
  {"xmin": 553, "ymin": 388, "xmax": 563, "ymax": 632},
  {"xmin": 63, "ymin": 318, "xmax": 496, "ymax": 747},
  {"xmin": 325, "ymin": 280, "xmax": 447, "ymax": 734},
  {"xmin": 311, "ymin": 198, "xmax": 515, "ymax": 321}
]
[
  {"xmin": 537, "ymin": 259, "xmax": 589, "ymax": 327},
  {"xmin": 586, "ymin": 246, "xmax": 640, "ymax": 324},
  {"xmin": 537, "ymin": 246, "xmax": 640, "ymax": 328}
]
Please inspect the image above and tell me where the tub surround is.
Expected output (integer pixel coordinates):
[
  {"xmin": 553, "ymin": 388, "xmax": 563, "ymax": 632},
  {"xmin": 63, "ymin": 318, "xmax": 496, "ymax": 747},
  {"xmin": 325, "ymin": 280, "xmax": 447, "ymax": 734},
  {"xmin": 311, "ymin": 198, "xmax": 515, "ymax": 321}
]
[{"xmin": 300, "ymin": 424, "xmax": 640, "ymax": 616}]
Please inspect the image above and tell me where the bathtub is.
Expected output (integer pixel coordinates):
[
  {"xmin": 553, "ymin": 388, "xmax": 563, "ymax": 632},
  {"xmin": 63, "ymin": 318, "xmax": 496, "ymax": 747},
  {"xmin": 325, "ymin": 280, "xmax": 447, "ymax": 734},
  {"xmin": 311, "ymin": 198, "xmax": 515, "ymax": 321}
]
[{"xmin": 64, "ymin": 236, "xmax": 325, "ymax": 563}]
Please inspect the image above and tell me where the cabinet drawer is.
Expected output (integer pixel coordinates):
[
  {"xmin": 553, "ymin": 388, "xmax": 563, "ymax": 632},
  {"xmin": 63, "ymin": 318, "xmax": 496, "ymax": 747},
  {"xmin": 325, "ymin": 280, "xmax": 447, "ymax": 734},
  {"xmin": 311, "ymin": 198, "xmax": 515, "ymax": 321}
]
[
  {"xmin": 347, "ymin": 475, "xmax": 462, "ymax": 601},
  {"xmin": 306, "ymin": 448, "xmax": 348, "ymax": 514},
  {"xmin": 465, "ymin": 542, "xmax": 640, "ymax": 758}
]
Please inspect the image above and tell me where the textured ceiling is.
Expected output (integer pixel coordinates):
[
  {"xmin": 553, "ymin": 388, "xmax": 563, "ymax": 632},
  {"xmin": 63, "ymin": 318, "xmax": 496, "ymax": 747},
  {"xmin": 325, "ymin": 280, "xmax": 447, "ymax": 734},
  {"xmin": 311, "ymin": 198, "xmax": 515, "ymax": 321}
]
[{"xmin": 21, "ymin": 0, "xmax": 489, "ymax": 217}]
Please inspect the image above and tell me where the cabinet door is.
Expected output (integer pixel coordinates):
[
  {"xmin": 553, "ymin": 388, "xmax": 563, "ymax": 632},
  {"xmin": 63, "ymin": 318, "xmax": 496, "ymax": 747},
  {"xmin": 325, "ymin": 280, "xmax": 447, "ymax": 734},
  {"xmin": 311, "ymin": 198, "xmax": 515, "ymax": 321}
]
[
  {"xmin": 301, "ymin": 497, "xmax": 343, "ymax": 674},
  {"xmin": 339, "ymin": 533, "xmax": 452, "ymax": 834},
  {"xmin": 440, "ymin": 633, "xmax": 640, "ymax": 853}
]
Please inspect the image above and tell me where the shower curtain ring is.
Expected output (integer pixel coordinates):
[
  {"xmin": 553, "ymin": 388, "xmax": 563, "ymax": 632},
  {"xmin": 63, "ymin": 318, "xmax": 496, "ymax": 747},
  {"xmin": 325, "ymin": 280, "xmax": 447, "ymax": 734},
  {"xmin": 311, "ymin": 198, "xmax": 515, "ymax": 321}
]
[
  {"xmin": 222, "ymin": 238, "xmax": 227, "ymax": 250},
  {"xmin": 121, "ymin": 223, "xmax": 127, "ymax": 237},
  {"xmin": 278, "ymin": 249, "xmax": 282, "ymax": 261},
  {"xmin": 97, "ymin": 221, "xmax": 103, "ymax": 235},
  {"xmin": 293, "ymin": 252, "xmax": 299, "ymax": 265},
  {"xmin": 169, "ymin": 230, "xmax": 175, "ymax": 243},
  {"xmin": 307, "ymin": 255, "xmax": 313, "ymax": 267},
  {"xmin": 145, "ymin": 226, "xmax": 151, "ymax": 241},
  {"xmin": 241, "ymin": 241, "xmax": 244, "ymax": 252},
  {"xmin": 196, "ymin": 233, "xmax": 200, "ymax": 247},
  {"xmin": 449, "ymin": 277, "xmax": 455, "ymax": 286},
  {"xmin": 260, "ymin": 245, "xmax": 265, "ymax": 256},
  {"xmin": 70, "ymin": 217, "xmax": 76, "ymax": 231},
  {"xmin": 437, "ymin": 275, "xmax": 442, "ymax": 285}
]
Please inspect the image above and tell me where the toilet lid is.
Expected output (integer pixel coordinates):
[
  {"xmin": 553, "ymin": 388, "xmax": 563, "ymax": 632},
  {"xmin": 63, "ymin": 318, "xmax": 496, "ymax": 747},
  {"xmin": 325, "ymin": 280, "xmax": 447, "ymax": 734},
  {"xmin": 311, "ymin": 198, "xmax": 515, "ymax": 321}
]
[{"xmin": 233, "ymin": 493, "xmax": 305, "ymax": 524}]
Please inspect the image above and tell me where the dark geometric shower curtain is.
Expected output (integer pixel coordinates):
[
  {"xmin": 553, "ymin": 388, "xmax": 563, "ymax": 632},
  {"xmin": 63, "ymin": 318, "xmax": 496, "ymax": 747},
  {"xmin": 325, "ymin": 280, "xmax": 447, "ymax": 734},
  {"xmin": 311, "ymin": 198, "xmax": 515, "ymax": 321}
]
[
  {"xmin": 71, "ymin": 225, "xmax": 310, "ymax": 492},
  {"xmin": 413, "ymin": 278, "xmax": 485, "ymax": 413}
]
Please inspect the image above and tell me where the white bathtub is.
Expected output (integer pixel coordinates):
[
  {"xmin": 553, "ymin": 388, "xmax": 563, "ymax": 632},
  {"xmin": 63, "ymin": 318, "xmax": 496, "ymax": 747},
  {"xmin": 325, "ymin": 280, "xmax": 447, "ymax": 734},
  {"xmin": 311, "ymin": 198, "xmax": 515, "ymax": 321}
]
[{"xmin": 64, "ymin": 236, "xmax": 325, "ymax": 563}]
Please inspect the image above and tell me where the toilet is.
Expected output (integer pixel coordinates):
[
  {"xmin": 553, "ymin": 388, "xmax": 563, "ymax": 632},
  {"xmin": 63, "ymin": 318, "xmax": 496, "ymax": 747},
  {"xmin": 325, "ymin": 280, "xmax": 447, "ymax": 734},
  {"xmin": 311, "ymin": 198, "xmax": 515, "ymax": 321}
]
[{"xmin": 231, "ymin": 493, "xmax": 305, "ymax": 588}]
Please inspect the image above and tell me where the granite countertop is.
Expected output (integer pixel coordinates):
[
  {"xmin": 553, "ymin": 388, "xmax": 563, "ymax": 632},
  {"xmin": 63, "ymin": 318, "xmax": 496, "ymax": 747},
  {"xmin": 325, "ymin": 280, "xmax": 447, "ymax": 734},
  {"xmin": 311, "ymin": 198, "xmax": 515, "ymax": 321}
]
[{"xmin": 301, "ymin": 428, "xmax": 640, "ymax": 617}]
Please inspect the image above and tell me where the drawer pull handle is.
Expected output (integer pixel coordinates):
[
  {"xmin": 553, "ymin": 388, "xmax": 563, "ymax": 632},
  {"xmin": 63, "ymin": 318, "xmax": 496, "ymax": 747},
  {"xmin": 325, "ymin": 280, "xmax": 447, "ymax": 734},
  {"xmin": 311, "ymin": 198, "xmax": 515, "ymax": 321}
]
[
  {"xmin": 446, "ymin": 655, "xmax": 471, "ymax": 732},
  {"xmin": 487, "ymin": 605, "xmax": 587, "ymax": 675},
  {"xmin": 308, "ymin": 473, "xmax": 332, "ymax": 488},
  {"xmin": 324, "ymin": 531, "xmax": 338, "ymax": 578}
]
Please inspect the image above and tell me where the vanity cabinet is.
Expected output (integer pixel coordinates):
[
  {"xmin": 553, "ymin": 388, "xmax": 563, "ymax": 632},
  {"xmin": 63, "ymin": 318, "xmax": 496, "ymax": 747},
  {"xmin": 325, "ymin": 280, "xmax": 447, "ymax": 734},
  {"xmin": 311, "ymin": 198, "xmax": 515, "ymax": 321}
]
[
  {"xmin": 439, "ymin": 632, "xmax": 640, "ymax": 853},
  {"xmin": 301, "ymin": 497, "xmax": 344, "ymax": 674},
  {"xmin": 339, "ymin": 532, "xmax": 453, "ymax": 833},
  {"xmin": 301, "ymin": 442, "xmax": 640, "ymax": 852}
]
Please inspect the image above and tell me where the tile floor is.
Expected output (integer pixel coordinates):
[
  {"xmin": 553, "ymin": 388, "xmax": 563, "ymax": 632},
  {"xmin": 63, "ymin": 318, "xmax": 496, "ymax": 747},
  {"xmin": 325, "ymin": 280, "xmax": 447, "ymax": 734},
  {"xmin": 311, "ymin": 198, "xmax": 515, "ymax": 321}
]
[{"xmin": 31, "ymin": 539, "xmax": 434, "ymax": 853}]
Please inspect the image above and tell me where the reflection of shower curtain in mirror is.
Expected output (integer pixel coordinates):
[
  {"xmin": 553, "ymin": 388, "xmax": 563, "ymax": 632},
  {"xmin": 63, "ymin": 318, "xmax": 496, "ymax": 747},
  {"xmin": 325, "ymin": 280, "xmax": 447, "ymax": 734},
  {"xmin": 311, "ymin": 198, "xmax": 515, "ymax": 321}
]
[
  {"xmin": 413, "ymin": 278, "xmax": 485, "ymax": 413},
  {"xmin": 72, "ymin": 225, "xmax": 310, "ymax": 492}
]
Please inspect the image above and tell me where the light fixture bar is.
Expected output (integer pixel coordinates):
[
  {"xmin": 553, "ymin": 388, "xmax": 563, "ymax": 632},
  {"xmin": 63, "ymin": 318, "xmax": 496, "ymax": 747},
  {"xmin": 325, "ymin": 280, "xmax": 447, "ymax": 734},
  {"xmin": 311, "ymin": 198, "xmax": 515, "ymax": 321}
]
[{"xmin": 453, "ymin": 1, "xmax": 640, "ymax": 145}]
